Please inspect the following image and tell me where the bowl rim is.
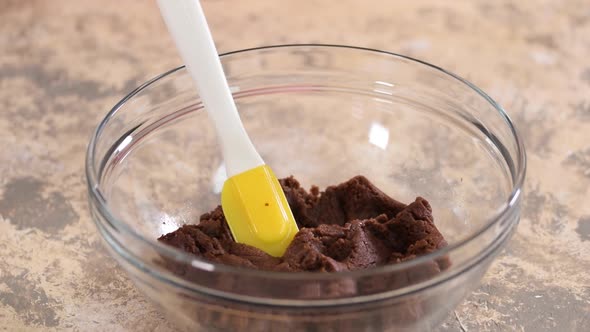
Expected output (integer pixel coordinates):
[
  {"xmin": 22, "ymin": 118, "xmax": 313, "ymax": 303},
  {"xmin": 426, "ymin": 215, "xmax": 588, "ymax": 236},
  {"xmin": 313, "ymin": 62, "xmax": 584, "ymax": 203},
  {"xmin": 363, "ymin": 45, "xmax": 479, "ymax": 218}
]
[{"xmin": 86, "ymin": 44, "xmax": 526, "ymax": 283}]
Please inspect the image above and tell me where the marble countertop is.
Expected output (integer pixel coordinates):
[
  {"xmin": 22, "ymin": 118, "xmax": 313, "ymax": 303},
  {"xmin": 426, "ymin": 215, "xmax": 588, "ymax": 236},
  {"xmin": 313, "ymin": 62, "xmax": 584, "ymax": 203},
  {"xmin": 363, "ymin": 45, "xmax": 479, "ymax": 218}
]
[{"xmin": 1, "ymin": 0, "xmax": 589, "ymax": 330}]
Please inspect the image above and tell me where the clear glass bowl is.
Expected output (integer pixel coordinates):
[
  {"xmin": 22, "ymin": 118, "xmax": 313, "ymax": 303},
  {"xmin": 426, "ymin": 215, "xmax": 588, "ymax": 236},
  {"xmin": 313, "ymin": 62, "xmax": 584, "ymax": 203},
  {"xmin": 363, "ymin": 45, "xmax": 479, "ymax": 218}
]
[{"xmin": 86, "ymin": 45, "xmax": 526, "ymax": 331}]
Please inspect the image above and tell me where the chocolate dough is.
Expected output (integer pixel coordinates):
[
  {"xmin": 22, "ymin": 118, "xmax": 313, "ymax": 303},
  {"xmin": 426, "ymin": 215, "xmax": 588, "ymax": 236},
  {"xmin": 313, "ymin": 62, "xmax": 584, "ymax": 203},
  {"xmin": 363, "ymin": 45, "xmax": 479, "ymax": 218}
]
[{"xmin": 159, "ymin": 175, "xmax": 448, "ymax": 272}]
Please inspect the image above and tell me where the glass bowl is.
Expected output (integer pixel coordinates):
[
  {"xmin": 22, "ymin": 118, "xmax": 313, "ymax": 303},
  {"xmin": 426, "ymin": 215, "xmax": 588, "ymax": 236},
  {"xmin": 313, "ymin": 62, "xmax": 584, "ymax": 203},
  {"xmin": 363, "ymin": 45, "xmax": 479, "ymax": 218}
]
[{"xmin": 86, "ymin": 45, "xmax": 526, "ymax": 331}]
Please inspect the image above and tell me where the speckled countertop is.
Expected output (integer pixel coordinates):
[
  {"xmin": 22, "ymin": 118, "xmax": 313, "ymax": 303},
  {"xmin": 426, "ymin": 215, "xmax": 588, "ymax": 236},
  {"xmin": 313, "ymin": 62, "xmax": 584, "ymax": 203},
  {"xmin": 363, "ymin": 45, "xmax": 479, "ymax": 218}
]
[{"xmin": 1, "ymin": 0, "xmax": 589, "ymax": 331}]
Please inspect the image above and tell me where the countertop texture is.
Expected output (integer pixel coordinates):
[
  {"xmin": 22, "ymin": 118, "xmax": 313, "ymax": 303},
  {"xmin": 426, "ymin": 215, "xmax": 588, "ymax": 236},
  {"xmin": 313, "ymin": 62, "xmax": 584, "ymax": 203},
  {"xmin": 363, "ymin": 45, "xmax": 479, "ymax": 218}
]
[{"xmin": 1, "ymin": 0, "xmax": 589, "ymax": 331}]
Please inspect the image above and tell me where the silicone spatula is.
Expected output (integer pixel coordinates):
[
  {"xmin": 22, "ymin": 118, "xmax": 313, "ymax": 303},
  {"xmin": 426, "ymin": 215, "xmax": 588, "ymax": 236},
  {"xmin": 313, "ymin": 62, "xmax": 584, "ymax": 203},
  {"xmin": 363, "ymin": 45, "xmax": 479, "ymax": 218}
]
[{"xmin": 157, "ymin": 0, "xmax": 299, "ymax": 257}]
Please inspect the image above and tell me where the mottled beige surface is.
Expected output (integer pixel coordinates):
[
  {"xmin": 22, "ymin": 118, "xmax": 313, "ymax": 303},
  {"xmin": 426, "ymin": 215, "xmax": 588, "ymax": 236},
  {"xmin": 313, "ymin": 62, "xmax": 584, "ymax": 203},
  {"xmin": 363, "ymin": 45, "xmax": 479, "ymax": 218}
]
[{"xmin": 1, "ymin": 0, "xmax": 589, "ymax": 331}]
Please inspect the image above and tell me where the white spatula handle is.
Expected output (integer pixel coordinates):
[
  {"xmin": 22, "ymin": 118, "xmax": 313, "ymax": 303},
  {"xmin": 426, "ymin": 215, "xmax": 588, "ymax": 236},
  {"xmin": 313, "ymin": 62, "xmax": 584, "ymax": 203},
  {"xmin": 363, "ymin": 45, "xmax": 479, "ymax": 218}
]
[{"xmin": 157, "ymin": 0, "xmax": 264, "ymax": 177}]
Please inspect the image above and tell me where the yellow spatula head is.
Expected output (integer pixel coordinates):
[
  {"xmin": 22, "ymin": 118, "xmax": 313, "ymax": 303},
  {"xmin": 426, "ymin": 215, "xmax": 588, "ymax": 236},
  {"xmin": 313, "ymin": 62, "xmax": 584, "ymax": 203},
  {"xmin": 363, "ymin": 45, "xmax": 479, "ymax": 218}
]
[{"xmin": 221, "ymin": 165, "xmax": 299, "ymax": 257}]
